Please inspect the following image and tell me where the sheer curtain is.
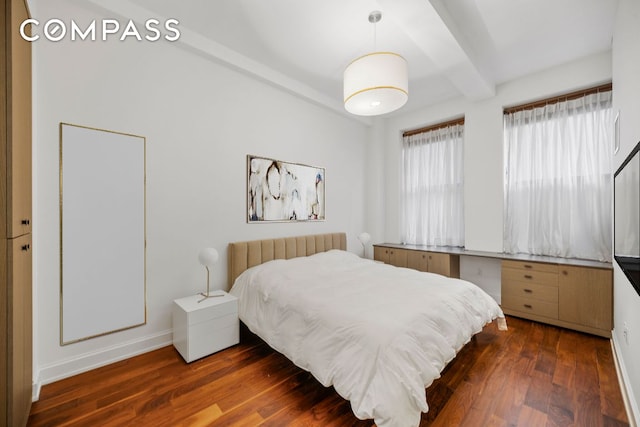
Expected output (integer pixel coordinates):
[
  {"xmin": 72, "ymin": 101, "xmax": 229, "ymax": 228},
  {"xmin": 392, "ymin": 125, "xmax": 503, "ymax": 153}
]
[
  {"xmin": 401, "ymin": 124, "xmax": 464, "ymax": 246},
  {"xmin": 504, "ymin": 91, "xmax": 613, "ymax": 261}
]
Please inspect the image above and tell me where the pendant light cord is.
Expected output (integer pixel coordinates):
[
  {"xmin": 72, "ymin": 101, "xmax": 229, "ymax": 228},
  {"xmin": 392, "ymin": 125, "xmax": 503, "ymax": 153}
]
[
  {"xmin": 369, "ymin": 10, "xmax": 382, "ymax": 52},
  {"xmin": 373, "ymin": 19, "xmax": 377, "ymax": 51}
]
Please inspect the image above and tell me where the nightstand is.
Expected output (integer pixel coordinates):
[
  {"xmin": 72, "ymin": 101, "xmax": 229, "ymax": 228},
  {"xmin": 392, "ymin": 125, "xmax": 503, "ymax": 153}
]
[{"xmin": 172, "ymin": 292, "xmax": 239, "ymax": 363}]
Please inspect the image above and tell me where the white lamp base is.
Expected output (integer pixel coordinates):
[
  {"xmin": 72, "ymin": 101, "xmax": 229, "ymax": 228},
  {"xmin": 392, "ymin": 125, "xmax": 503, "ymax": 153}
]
[{"xmin": 198, "ymin": 290, "xmax": 226, "ymax": 302}]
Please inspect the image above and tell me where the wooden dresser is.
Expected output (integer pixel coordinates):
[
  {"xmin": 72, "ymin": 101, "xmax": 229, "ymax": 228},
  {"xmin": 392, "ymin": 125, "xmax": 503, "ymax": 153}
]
[
  {"xmin": 502, "ymin": 260, "xmax": 612, "ymax": 337},
  {"xmin": 373, "ymin": 243, "xmax": 613, "ymax": 338}
]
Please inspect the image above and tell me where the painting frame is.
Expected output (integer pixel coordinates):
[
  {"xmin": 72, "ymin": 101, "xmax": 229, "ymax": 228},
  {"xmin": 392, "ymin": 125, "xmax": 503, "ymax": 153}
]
[{"xmin": 247, "ymin": 155, "xmax": 325, "ymax": 223}]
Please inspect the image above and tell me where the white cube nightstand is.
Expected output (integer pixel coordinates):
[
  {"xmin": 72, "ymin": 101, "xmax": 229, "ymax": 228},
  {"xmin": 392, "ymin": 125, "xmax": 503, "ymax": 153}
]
[{"xmin": 172, "ymin": 292, "xmax": 239, "ymax": 363}]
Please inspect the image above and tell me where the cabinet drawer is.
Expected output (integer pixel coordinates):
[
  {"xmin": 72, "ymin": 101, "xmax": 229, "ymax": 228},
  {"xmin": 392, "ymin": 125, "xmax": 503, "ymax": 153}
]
[
  {"xmin": 502, "ymin": 295, "xmax": 558, "ymax": 319},
  {"xmin": 502, "ymin": 260, "xmax": 558, "ymax": 273},
  {"xmin": 174, "ymin": 293, "xmax": 238, "ymax": 325},
  {"xmin": 188, "ymin": 299, "xmax": 237, "ymax": 325},
  {"xmin": 502, "ymin": 281, "xmax": 558, "ymax": 303},
  {"xmin": 502, "ymin": 267, "xmax": 558, "ymax": 287}
]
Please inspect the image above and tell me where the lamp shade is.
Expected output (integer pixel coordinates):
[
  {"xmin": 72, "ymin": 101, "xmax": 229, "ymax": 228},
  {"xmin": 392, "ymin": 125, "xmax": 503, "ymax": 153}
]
[
  {"xmin": 198, "ymin": 248, "xmax": 219, "ymax": 267},
  {"xmin": 358, "ymin": 232, "xmax": 371, "ymax": 245},
  {"xmin": 344, "ymin": 52, "xmax": 408, "ymax": 116}
]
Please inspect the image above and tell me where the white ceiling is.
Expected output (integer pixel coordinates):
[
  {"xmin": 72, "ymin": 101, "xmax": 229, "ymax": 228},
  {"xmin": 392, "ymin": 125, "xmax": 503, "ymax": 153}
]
[{"xmin": 91, "ymin": 0, "xmax": 618, "ymax": 121}]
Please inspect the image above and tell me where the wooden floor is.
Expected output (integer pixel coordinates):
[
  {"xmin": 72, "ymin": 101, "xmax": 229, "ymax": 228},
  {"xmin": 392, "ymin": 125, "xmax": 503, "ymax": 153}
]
[{"xmin": 28, "ymin": 316, "xmax": 630, "ymax": 427}]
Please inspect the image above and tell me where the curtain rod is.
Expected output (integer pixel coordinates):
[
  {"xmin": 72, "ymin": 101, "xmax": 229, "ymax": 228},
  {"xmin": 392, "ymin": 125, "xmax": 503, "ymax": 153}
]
[
  {"xmin": 402, "ymin": 117, "xmax": 465, "ymax": 137},
  {"xmin": 503, "ymin": 82, "xmax": 612, "ymax": 115}
]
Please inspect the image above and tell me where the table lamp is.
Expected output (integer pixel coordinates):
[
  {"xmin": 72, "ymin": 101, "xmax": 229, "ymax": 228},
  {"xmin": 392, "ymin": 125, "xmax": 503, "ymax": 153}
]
[{"xmin": 198, "ymin": 248, "xmax": 223, "ymax": 302}]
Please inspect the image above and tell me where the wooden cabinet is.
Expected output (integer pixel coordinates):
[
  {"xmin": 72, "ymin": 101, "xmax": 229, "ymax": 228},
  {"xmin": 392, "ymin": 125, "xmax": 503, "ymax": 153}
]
[
  {"xmin": 2, "ymin": 0, "xmax": 32, "ymax": 239},
  {"xmin": 373, "ymin": 246, "xmax": 408, "ymax": 268},
  {"xmin": 558, "ymin": 266, "xmax": 612, "ymax": 334},
  {"xmin": 501, "ymin": 260, "xmax": 612, "ymax": 337},
  {"xmin": 1, "ymin": 0, "xmax": 33, "ymax": 425},
  {"xmin": 373, "ymin": 245, "xmax": 388, "ymax": 263},
  {"xmin": 373, "ymin": 245, "xmax": 460, "ymax": 278},
  {"xmin": 427, "ymin": 252, "xmax": 460, "ymax": 278},
  {"xmin": 374, "ymin": 244, "xmax": 612, "ymax": 337},
  {"xmin": 406, "ymin": 250, "xmax": 428, "ymax": 272},
  {"xmin": 3, "ymin": 236, "xmax": 32, "ymax": 426}
]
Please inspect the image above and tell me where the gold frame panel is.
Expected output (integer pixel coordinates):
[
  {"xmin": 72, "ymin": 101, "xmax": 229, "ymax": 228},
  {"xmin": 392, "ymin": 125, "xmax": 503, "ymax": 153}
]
[{"xmin": 59, "ymin": 122, "xmax": 147, "ymax": 345}]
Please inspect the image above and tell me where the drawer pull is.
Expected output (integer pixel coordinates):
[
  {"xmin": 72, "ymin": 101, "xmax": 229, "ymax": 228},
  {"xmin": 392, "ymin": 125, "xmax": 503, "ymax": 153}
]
[
  {"xmin": 524, "ymin": 304, "xmax": 533, "ymax": 309},
  {"xmin": 21, "ymin": 244, "xmax": 30, "ymax": 251},
  {"xmin": 523, "ymin": 289, "xmax": 533, "ymax": 293},
  {"xmin": 523, "ymin": 264, "xmax": 532, "ymax": 269},
  {"xmin": 21, "ymin": 219, "xmax": 31, "ymax": 225},
  {"xmin": 524, "ymin": 274, "xmax": 533, "ymax": 279}
]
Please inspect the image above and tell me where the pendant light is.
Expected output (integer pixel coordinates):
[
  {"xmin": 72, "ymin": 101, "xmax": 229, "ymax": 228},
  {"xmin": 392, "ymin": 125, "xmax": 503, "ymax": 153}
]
[{"xmin": 343, "ymin": 11, "xmax": 408, "ymax": 116}]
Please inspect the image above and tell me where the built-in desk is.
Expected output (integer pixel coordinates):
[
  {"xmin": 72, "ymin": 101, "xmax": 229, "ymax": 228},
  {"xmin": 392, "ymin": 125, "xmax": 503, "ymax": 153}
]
[{"xmin": 373, "ymin": 243, "xmax": 613, "ymax": 337}]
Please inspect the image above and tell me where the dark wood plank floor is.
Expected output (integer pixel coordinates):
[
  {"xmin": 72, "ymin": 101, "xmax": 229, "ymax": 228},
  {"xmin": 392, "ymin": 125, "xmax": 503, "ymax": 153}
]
[{"xmin": 28, "ymin": 316, "xmax": 630, "ymax": 426}]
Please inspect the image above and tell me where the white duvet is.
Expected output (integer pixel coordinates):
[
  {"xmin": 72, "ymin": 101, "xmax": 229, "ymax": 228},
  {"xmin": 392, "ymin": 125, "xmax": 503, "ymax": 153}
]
[{"xmin": 229, "ymin": 250, "xmax": 506, "ymax": 427}]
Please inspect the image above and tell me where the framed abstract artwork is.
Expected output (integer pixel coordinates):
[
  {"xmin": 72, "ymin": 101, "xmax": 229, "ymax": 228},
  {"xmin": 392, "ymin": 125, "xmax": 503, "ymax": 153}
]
[{"xmin": 247, "ymin": 155, "xmax": 325, "ymax": 222}]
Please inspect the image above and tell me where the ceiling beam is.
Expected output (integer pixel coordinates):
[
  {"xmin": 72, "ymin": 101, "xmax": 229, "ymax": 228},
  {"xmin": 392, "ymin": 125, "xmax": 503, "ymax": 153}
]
[{"xmin": 428, "ymin": 0, "xmax": 496, "ymax": 101}]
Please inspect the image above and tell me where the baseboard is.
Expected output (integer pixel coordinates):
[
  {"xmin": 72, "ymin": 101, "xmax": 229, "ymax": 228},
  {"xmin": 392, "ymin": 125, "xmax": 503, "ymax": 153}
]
[
  {"xmin": 32, "ymin": 379, "xmax": 41, "ymax": 402},
  {"xmin": 611, "ymin": 334, "xmax": 639, "ymax": 427},
  {"xmin": 33, "ymin": 329, "xmax": 173, "ymax": 401}
]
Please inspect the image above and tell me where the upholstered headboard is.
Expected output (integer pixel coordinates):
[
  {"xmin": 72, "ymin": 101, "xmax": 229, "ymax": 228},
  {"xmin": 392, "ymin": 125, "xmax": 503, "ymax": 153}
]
[{"xmin": 227, "ymin": 232, "xmax": 347, "ymax": 287}]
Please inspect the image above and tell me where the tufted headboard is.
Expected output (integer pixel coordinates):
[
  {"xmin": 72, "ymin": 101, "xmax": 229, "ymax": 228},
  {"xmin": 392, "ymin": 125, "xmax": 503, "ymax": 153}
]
[{"xmin": 227, "ymin": 232, "xmax": 347, "ymax": 288}]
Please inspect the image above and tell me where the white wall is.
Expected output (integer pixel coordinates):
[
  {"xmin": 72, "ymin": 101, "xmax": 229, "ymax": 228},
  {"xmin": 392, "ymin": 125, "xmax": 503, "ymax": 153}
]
[
  {"xmin": 31, "ymin": 1, "xmax": 368, "ymax": 389},
  {"xmin": 612, "ymin": 0, "xmax": 640, "ymax": 422},
  {"xmin": 363, "ymin": 118, "xmax": 387, "ymax": 249}
]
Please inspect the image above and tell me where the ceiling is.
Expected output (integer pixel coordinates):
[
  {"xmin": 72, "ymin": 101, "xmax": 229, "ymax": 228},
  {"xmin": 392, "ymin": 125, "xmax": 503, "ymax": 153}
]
[{"xmin": 90, "ymin": 0, "xmax": 618, "ymax": 122}]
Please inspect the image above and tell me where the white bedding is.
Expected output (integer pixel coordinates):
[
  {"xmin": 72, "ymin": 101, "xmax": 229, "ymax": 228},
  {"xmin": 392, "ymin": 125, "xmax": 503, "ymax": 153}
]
[{"xmin": 229, "ymin": 250, "xmax": 506, "ymax": 427}]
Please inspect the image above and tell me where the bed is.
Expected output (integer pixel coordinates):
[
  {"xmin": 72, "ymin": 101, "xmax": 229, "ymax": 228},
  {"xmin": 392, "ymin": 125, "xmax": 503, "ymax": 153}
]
[{"xmin": 228, "ymin": 233, "xmax": 506, "ymax": 427}]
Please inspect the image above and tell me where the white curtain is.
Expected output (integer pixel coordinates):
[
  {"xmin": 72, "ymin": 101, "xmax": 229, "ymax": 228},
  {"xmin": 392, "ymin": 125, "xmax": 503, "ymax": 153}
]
[
  {"xmin": 401, "ymin": 124, "xmax": 464, "ymax": 246},
  {"xmin": 504, "ymin": 91, "xmax": 613, "ymax": 261}
]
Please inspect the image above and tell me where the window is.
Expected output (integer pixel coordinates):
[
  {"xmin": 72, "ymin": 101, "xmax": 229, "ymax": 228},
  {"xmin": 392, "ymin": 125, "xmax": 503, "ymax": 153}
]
[
  {"xmin": 401, "ymin": 121, "xmax": 464, "ymax": 246},
  {"xmin": 503, "ymin": 88, "xmax": 613, "ymax": 261}
]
